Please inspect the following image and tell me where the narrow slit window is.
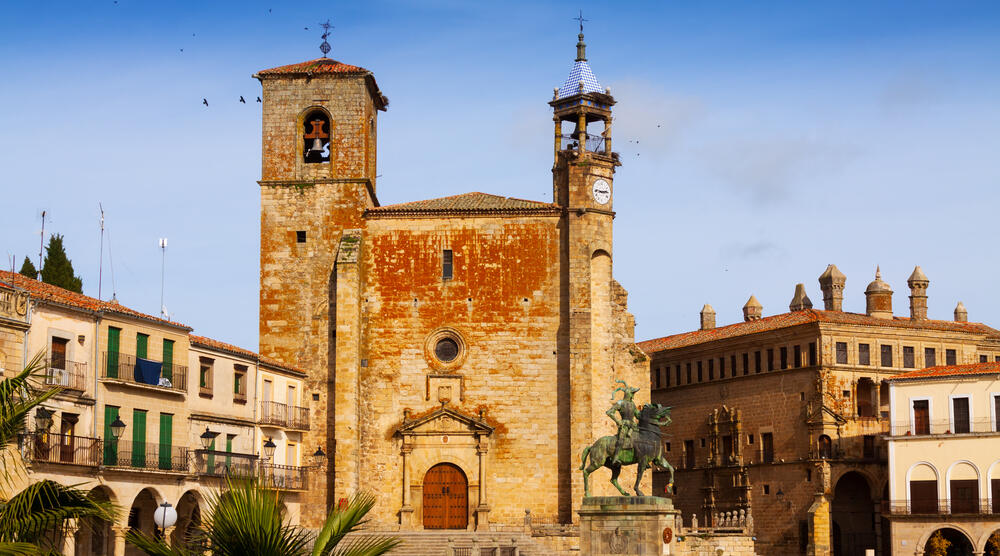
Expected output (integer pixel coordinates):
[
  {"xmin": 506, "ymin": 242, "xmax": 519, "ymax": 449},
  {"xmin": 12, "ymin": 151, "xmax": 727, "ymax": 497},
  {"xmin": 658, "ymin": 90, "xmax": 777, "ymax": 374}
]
[
  {"xmin": 442, "ymin": 249, "xmax": 453, "ymax": 280},
  {"xmin": 296, "ymin": 231, "xmax": 306, "ymax": 243}
]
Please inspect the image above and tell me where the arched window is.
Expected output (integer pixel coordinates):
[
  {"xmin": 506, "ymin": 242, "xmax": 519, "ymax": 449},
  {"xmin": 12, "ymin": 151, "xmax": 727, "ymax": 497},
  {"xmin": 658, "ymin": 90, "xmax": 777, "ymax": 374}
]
[
  {"xmin": 303, "ymin": 110, "xmax": 330, "ymax": 164},
  {"xmin": 818, "ymin": 435, "xmax": 832, "ymax": 459}
]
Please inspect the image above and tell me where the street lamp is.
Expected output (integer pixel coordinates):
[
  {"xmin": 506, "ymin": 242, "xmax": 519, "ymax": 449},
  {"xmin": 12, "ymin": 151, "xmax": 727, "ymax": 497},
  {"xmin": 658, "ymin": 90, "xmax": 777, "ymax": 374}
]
[
  {"xmin": 34, "ymin": 408, "xmax": 54, "ymax": 432},
  {"xmin": 153, "ymin": 501, "xmax": 177, "ymax": 540},
  {"xmin": 311, "ymin": 446, "xmax": 326, "ymax": 467},
  {"xmin": 199, "ymin": 427, "xmax": 219, "ymax": 450},
  {"xmin": 263, "ymin": 438, "xmax": 276, "ymax": 461},
  {"xmin": 110, "ymin": 416, "xmax": 126, "ymax": 441}
]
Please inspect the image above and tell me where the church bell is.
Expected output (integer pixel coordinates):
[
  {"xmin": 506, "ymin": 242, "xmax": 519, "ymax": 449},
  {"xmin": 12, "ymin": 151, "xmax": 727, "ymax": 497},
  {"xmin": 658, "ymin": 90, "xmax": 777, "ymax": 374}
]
[{"xmin": 308, "ymin": 137, "xmax": 324, "ymax": 155}]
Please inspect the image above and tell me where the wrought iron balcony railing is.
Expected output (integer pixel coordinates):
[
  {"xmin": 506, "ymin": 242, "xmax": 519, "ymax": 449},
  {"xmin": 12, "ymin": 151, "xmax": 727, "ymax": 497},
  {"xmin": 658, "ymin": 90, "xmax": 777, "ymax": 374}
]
[
  {"xmin": 889, "ymin": 419, "xmax": 999, "ymax": 436},
  {"xmin": 259, "ymin": 401, "xmax": 309, "ymax": 430},
  {"xmin": 100, "ymin": 352, "xmax": 188, "ymax": 392},
  {"xmin": 43, "ymin": 359, "xmax": 88, "ymax": 391},
  {"xmin": 192, "ymin": 450, "xmax": 258, "ymax": 478},
  {"xmin": 102, "ymin": 439, "xmax": 189, "ymax": 472},
  {"xmin": 882, "ymin": 499, "xmax": 999, "ymax": 516},
  {"xmin": 20, "ymin": 433, "xmax": 102, "ymax": 467},
  {"xmin": 260, "ymin": 463, "xmax": 308, "ymax": 491}
]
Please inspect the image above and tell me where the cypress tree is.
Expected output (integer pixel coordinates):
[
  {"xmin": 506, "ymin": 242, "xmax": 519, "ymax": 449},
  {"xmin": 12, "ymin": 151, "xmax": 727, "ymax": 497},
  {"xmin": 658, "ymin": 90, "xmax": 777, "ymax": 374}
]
[
  {"xmin": 18, "ymin": 256, "xmax": 38, "ymax": 279},
  {"xmin": 40, "ymin": 234, "xmax": 83, "ymax": 293}
]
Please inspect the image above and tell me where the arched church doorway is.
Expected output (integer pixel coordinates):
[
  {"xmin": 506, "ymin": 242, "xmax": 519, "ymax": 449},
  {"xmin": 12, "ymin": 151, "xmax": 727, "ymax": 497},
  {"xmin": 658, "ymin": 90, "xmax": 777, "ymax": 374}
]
[
  {"xmin": 832, "ymin": 471, "xmax": 875, "ymax": 556},
  {"xmin": 423, "ymin": 463, "xmax": 468, "ymax": 530}
]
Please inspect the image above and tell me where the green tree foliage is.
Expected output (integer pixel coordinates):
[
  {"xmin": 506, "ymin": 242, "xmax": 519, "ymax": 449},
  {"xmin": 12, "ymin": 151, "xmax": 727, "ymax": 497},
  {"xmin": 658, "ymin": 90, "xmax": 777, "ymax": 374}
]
[
  {"xmin": 39, "ymin": 234, "xmax": 83, "ymax": 293},
  {"xmin": 17, "ymin": 257, "xmax": 37, "ymax": 280},
  {"xmin": 128, "ymin": 480, "xmax": 399, "ymax": 556},
  {"xmin": 0, "ymin": 352, "xmax": 118, "ymax": 554},
  {"xmin": 924, "ymin": 530, "xmax": 951, "ymax": 556},
  {"xmin": 986, "ymin": 531, "xmax": 1000, "ymax": 556}
]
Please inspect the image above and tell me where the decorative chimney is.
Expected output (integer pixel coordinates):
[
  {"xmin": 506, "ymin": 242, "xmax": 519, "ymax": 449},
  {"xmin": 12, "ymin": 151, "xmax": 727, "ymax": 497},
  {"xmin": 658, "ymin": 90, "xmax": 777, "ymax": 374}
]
[
  {"xmin": 907, "ymin": 266, "xmax": 929, "ymax": 321},
  {"xmin": 700, "ymin": 304, "xmax": 716, "ymax": 330},
  {"xmin": 954, "ymin": 301, "xmax": 968, "ymax": 322},
  {"xmin": 818, "ymin": 264, "xmax": 846, "ymax": 311},
  {"xmin": 864, "ymin": 266, "xmax": 893, "ymax": 319},
  {"xmin": 789, "ymin": 284, "xmax": 813, "ymax": 312},
  {"xmin": 743, "ymin": 295, "xmax": 762, "ymax": 321}
]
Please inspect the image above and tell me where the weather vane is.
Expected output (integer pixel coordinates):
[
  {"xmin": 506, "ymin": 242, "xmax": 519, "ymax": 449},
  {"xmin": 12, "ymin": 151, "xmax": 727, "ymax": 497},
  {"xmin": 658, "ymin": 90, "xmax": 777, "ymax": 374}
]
[
  {"xmin": 573, "ymin": 10, "xmax": 588, "ymax": 34},
  {"xmin": 319, "ymin": 19, "xmax": 333, "ymax": 57}
]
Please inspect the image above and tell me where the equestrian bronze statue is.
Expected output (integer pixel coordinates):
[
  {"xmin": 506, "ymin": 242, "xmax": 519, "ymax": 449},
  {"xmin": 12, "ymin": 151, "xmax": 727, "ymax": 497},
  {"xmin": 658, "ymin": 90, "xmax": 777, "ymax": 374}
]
[{"xmin": 579, "ymin": 380, "xmax": 675, "ymax": 497}]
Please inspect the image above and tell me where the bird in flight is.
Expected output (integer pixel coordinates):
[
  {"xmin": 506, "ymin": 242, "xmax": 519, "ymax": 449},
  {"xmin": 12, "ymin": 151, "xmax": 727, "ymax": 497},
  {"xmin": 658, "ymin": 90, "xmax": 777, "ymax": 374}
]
[
  {"xmin": 179, "ymin": 48, "xmax": 183, "ymax": 52},
  {"xmin": 239, "ymin": 96, "xmax": 246, "ymax": 104},
  {"xmin": 202, "ymin": 99, "xmax": 209, "ymax": 107},
  {"xmin": 256, "ymin": 97, "xmax": 262, "ymax": 103}
]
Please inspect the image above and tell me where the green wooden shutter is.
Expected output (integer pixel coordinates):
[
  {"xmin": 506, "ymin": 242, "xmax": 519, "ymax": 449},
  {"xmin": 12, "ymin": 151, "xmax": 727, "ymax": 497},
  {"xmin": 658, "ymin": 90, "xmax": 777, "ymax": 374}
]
[
  {"xmin": 102, "ymin": 406, "xmax": 119, "ymax": 465},
  {"xmin": 158, "ymin": 414, "xmax": 173, "ymax": 470},
  {"xmin": 207, "ymin": 438, "xmax": 216, "ymax": 472},
  {"xmin": 162, "ymin": 339, "xmax": 174, "ymax": 382},
  {"xmin": 106, "ymin": 327, "xmax": 121, "ymax": 378},
  {"xmin": 132, "ymin": 409, "xmax": 147, "ymax": 468},
  {"xmin": 225, "ymin": 434, "xmax": 234, "ymax": 469},
  {"xmin": 136, "ymin": 333, "xmax": 148, "ymax": 359}
]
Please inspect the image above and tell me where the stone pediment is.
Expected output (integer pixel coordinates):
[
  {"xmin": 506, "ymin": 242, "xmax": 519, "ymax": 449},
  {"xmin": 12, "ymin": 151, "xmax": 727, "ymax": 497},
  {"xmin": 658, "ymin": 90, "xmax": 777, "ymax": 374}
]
[{"xmin": 396, "ymin": 407, "xmax": 494, "ymax": 437}]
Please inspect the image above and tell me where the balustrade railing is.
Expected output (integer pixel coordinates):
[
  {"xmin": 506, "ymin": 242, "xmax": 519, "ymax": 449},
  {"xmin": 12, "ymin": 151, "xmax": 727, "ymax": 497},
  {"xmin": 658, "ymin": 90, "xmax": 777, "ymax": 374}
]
[
  {"xmin": 260, "ymin": 463, "xmax": 307, "ymax": 491},
  {"xmin": 20, "ymin": 433, "xmax": 102, "ymax": 467},
  {"xmin": 100, "ymin": 352, "xmax": 188, "ymax": 392},
  {"xmin": 889, "ymin": 419, "xmax": 998, "ymax": 436},
  {"xmin": 102, "ymin": 439, "xmax": 189, "ymax": 472},
  {"xmin": 44, "ymin": 359, "xmax": 88, "ymax": 391},
  {"xmin": 192, "ymin": 450, "xmax": 257, "ymax": 478},
  {"xmin": 882, "ymin": 499, "xmax": 998, "ymax": 515}
]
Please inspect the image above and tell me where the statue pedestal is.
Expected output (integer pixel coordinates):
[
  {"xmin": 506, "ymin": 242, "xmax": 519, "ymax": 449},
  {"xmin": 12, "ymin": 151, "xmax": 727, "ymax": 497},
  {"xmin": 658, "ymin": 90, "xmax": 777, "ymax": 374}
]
[{"xmin": 578, "ymin": 496, "xmax": 680, "ymax": 556}]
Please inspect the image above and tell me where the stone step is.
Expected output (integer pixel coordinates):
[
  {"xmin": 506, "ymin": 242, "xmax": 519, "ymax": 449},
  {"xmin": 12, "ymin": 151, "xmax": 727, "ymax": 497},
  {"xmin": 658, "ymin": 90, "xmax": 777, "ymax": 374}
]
[{"xmin": 343, "ymin": 530, "xmax": 563, "ymax": 556}]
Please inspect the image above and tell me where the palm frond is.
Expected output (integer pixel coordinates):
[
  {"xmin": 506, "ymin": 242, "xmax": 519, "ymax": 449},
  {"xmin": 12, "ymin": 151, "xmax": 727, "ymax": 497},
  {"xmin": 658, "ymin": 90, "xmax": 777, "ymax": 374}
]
[
  {"xmin": 0, "ymin": 351, "xmax": 59, "ymax": 489},
  {"xmin": 0, "ymin": 479, "xmax": 117, "ymax": 545},
  {"xmin": 0, "ymin": 541, "xmax": 39, "ymax": 555},
  {"xmin": 200, "ymin": 476, "xmax": 311, "ymax": 556},
  {"xmin": 126, "ymin": 529, "xmax": 196, "ymax": 556},
  {"xmin": 313, "ymin": 493, "xmax": 399, "ymax": 556}
]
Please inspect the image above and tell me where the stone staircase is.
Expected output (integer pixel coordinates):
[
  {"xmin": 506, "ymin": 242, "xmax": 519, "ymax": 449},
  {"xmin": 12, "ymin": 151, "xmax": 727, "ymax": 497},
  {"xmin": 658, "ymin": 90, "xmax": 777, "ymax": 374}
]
[{"xmin": 343, "ymin": 530, "xmax": 566, "ymax": 556}]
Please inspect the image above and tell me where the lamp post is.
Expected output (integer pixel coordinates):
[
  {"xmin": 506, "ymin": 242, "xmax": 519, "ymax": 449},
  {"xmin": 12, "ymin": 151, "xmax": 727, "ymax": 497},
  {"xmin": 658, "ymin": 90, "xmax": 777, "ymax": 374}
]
[
  {"xmin": 263, "ymin": 438, "xmax": 276, "ymax": 462},
  {"xmin": 34, "ymin": 407, "xmax": 54, "ymax": 432},
  {"xmin": 311, "ymin": 446, "xmax": 326, "ymax": 468},
  {"xmin": 153, "ymin": 501, "xmax": 177, "ymax": 541},
  {"xmin": 199, "ymin": 427, "xmax": 219, "ymax": 450},
  {"xmin": 110, "ymin": 416, "xmax": 126, "ymax": 441}
]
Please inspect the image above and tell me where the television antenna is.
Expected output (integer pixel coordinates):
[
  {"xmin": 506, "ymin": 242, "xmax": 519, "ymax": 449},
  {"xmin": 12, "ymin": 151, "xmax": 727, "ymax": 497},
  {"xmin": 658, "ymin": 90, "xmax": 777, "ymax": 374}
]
[{"xmin": 159, "ymin": 238, "xmax": 168, "ymax": 319}]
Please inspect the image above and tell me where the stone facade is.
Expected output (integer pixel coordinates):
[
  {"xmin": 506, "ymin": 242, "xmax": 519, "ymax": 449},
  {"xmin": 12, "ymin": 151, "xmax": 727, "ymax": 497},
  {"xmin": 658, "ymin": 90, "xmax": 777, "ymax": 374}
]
[
  {"xmin": 640, "ymin": 266, "xmax": 1000, "ymax": 555},
  {"xmin": 255, "ymin": 44, "xmax": 648, "ymax": 533}
]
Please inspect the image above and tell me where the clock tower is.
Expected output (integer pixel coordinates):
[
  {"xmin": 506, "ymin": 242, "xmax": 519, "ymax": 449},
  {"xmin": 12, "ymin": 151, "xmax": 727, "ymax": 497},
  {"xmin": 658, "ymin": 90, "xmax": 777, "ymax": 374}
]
[{"xmin": 550, "ymin": 28, "xmax": 641, "ymax": 508}]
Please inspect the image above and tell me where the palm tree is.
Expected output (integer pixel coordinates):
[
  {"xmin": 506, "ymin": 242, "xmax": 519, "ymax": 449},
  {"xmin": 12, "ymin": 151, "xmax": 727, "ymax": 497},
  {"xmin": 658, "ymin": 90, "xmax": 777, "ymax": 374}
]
[
  {"xmin": 0, "ymin": 351, "xmax": 118, "ymax": 554},
  {"xmin": 127, "ymin": 476, "xmax": 399, "ymax": 556}
]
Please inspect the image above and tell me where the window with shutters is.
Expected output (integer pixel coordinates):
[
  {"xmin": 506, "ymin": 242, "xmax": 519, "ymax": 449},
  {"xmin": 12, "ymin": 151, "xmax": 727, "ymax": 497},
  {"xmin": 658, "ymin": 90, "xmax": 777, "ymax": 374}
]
[
  {"xmin": 102, "ymin": 405, "xmax": 119, "ymax": 465},
  {"xmin": 903, "ymin": 346, "xmax": 914, "ymax": 368},
  {"xmin": 946, "ymin": 349, "xmax": 957, "ymax": 365},
  {"xmin": 50, "ymin": 337, "xmax": 68, "ymax": 370},
  {"xmin": 981, "ymin": 354, "xmax": 989, "ymax": 363},
  {"xmin": 730, "ymin": 355, "xmax": 736, "ymax": 377},
  {"xmin": 767, "ymin": 349, "xmax": 774, "ymax": 371},
  {"xmin": 755, "ymin": 351, "xmax": 761, "ymax": 373},
  {"xmin": 665, "ymin": 367, "xmax": 670, "ymax": 388},
  {"xmin": 859, "ymin": 343, "xmax": 870, "ymax": 366},
  {"xmin": 925, "ymin": 347, "xmax": 936, "ymax": 367},
  {"xmin": 952, "ymin": 396, "xmax": 970, "ymax": 434},
  {"xmin": 234, "ymin": 365, "xmax": 247, "ymax": 402},
  {"xmin": 808, "ymin": 342, "xmax": 817, "ymax": 366},
  {"xmin": 836, "ymin": 342, "xmax": 848, "ymax": 364},
  {"xmin": 106, "ymin": 327, "xmax": 121, "ymax": 378},
  {"xmin": 794, "ymin": 345, "xmax": 802, "ymax": 368},
  {"xmin": 910, "ymin": 480, "xmax": 938, "ymax": 513},
  {"xmin": 654, "ymin": 367, "xmax": 661, "ymax": 389},
  {"xmin": 780, "ymin": 347, "xmax": 788, "ymax": 369},
  {"xmin": 880, "ymin": 345, "xmax": 893, "ymax": 367},
  {"xmin": 675, "ymin": 365, "xmax": 681, "ymax": 386},
  {"xmin": 742, "ymin": 353, "xmax": 749, "ymax": 376},
  {"xmin": 199, "ymin": 357, "xmax": 213, "ymax": 397},
  {"xmin": 132, "ymin": 409, "xmax": 147, "ymax": 468},
  {"xmin": 136, "ymin": 333, "xmax": 149, "ymax": 360},
  {"xmin": 686, "ymin": 363, "xmax": 691, "ymax": 384},
  {"xmin": 950, "ymin": 479, "xmax": 978, "ymax": 513},
  {"xmin": 708, "ymin": 359, "xmax": 714, "ymax": 380},
  {"xmin": 913, "ymin": 400, "xmax": 930, "ymax": 435},
  {"xmin": 158, "ymin": 413, "xmax": 172, "ymax": 470},
  {"xmin": 994, "ymin": 395, "xmax": 1000, "ymax": 432},
  {"xmin": 162, "ymin": 339, "xmax": 174, "ymax": 382},
  {"xmin": 697, "ymin": 361, "xmax": 703, "ymax": 382}
]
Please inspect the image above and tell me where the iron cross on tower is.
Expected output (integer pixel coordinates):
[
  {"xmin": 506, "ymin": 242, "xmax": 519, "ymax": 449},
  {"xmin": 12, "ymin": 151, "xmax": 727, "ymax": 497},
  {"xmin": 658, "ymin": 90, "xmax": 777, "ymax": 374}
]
[
  {"xmin": 319, "ymin": 19, "xmax": 333, "ymax": 56},
  {"xmin": 574, "ymin": 10, "xmax": 588, "ymax": 33}
]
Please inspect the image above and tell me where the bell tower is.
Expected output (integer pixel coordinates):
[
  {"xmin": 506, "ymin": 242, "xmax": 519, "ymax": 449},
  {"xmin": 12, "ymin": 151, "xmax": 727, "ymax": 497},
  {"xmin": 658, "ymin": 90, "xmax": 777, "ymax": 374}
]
[
  {"xmin": 551, "ymin": 24, "xmax": 627, "ymax": 510},
  {"xmin": 254, "ymin": 53, "xmax": 387, "ymax": 528}
]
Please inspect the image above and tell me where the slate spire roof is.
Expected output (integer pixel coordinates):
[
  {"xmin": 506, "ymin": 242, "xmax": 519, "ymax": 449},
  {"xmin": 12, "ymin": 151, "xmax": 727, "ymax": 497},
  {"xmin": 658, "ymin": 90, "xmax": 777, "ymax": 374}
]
[{"xmin": 556, "ymin": 32, "xmax": 604, "ymax": 100}]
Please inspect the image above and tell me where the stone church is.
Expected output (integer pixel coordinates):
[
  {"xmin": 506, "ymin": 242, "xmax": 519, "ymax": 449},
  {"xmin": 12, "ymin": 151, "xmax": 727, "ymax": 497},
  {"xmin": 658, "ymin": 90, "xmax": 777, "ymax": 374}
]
[{"xmin": 254, "ymin": 31, "xmax": 648, "ymax": 532}]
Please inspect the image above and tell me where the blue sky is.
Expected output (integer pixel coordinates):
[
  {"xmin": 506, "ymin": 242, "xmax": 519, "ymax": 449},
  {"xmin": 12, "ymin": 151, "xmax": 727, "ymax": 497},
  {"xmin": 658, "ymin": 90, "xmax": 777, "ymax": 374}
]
[{"xmin": 2, "ymin": 1, "xmax": 1000, "ymax": 351}]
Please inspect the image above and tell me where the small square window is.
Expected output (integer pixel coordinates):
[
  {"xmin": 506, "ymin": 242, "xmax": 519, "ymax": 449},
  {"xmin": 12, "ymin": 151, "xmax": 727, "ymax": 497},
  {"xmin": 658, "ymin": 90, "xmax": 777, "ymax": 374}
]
[
  {"xmin": 842, "ymin": 390, "xmax": 851, "ymax": 398},
  {"xmin": 296, "ymin": 230, "xmax": 307, "ymax": 243},
  {"xmin": 980, "ymin": 355, "xmax": 988, "ymax": 363}
]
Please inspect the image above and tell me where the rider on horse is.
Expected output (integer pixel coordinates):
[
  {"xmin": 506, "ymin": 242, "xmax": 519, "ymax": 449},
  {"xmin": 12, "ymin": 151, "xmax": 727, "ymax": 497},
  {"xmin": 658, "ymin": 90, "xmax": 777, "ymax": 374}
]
[{"xmin": 607, "ymin": 380, "xmax": 640, "ymax": 466}]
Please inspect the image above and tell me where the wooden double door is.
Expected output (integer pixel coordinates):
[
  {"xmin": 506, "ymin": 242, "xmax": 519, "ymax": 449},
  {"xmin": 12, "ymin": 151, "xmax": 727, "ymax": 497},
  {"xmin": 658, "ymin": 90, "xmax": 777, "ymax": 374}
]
[{"xmin": 423, "ymin": 463, "xmax": 468, "ymax": 529}]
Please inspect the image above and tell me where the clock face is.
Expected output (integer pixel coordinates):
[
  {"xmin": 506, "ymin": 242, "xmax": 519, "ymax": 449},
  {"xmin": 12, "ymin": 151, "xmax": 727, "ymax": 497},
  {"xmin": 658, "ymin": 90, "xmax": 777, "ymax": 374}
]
[{"xmin": 592, "ymin": 179, "xmax": 611, "ymax": 205}]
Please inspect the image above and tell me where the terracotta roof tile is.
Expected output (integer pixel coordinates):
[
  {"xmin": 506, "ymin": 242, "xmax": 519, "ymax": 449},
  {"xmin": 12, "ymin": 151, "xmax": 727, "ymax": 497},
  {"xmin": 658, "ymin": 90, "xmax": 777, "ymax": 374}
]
[
  {"xmin": 190, "ymin": 334, "xmax": 305, "ymax": 376},
  {"xmin": 256, "ymin": 58, "xmax": 369, "ymax": 76},
  {"xmin": 638, "ymin": 309, "xmax": 1000, "ymax": 353},
  {"xmin": 889, "ymin": 361, "xmax": 1000, "ymax": 381},
  {"xmin": 0, "ymin": 270, "xmax": 190, "ymax": 330},
  {"xmin": 366, "ymin": 192, "xmax": 560, "ymax": 217}
]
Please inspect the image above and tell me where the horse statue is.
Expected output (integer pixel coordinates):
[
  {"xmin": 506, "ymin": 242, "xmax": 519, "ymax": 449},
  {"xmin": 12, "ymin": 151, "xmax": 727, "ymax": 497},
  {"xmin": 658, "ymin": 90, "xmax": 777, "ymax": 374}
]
[{"xmin": 579, "ymin": 402, "xmax": 675, "ymax": 497}]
